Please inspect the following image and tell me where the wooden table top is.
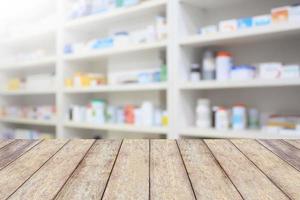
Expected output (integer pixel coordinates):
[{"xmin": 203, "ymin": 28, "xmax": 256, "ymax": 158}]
[{"xmin": 0, "ymin": 139, "xmax": 299, "ymax": 200}]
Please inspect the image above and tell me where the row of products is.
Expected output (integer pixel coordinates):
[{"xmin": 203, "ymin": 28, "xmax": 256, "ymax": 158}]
[
  {"xmin": 265, "ymin": 115, "xmax": 300, "ymax": 133},
  {"xmin": 190, "ymin": 50, "xmax": 300, "ymax": 82},
  {"xmin": 198, "ymin": 4, "xmax": 300, "ymax": 35},
  {"xmin": 64, "ymin": 15, "xmax": 167, "ymax": 54},
  {"xmin": 0, "ymin": 129, "xmax": 54, "ymax": 140},
  {"xmin": 64, "ymin": 64, "xmax": 167, "ymax": 88},
  {"xmin": 1, "ymin": 49, "xmax": 52, "ymax": 65},
  {"xmin": 0, "ymin": 105, "xmax": 56, "ymax": 121},
  {"xmin": 6, "ymin": 73, "xmax": 55, "ymax": 91},
  {"xmin": 109, "ymin": 64, "xmax": 167, "ymax": 85},
  {"xmin": 65, "ymin": 72, "xmax": 107, "ymax": 88},
  {"xmin": 67, "ymin": 0, "xmax": 145, "ymax": 19},
  {"xmin": 68, "ymin": 100, "xmax": 168, "ymax": 127},
  {"xmin": 195, "ymin": 99, "xmax": 260, "ymax": 130}
]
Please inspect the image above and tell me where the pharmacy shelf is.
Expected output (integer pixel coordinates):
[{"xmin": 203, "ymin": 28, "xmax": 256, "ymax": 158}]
[
  {"xmin": 0, "ymin": 28, "xmax": 56, "ymax": 46},
  {"xmin": 0, "ymin": 117, "xmax": 56, "ymax": 127},
  {"xmin": 180, "ymin": 23, "xmax": 300, "ymax": 47},
  {"xmin": 64, "ymin": 121, "xmax": 168, "ymax": 135},
  {"xmin": 63, "ymin": 41, "xmax": 167, "ymax": 62},
  {"xmin": 179, "ymin": 79, "xmax": 300, "ymax": 90},
  {"xmin": 180, "ymin": 127, "xmax": 300, "ymax": 139},
  {"xmin": 0, "ymin": 57, "xmax": 56, "ymax": 71},
  {"xmin": 64, "ymin": 83, "xmax": 167, "ymax": 94},
  {"xmin": 65, "ymin": 0, "xmax": 167, "ymax": 30},
  {"xmin": 0, "ymin": 89, "xmax": 56, "ymax": 96},
  {"xmin": 180, "ymin": 0, "xmax": 253, "ymax": 9}
]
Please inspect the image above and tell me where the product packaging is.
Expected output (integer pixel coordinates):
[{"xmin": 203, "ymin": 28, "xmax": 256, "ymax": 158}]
[
  {"xmin": 253, "ymin": 15, "xmax": 272, "ymax": 27},
  {"xmin": 238, "ymin": 17, "xmax": 253, "ymax": 29},
  {"xmin": 219, "ymin": 19, "xmax": 238, "ymax": 33}
]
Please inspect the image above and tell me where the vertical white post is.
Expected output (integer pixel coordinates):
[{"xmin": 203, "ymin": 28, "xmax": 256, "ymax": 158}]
[
  {"xmin": 167, "ymin": 0, "xmax": 181, "ymax": 139},
  {"xmin": 55, "ymin": 0, "xmax": 65, "ymax": 138}
]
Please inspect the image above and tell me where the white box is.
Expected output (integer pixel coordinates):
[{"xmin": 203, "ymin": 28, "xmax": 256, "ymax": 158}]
[
  {"xmin": 219, "ymin": 19, "xmax": 238, "ymax": 33},
  {"xmin": 281, "ymin": 64, "xmax": 300, "ymax": 79},
  {"xmin": 259, "ymin": 62, "xmax": 282, "ymax": 79}
]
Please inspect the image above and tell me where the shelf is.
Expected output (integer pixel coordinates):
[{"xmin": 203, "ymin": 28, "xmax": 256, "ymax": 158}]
[
  {"xmin": 64, "ymin": 83, "xmax": 167, "ymax": 94},
  {"xmin": 180, "ymin": 127, "xmax": 300, "ymax": 139},
  {"xmin": 63, "ymin": 41, "xmax": 167, "ymax": 62},
  {"xmin": 180, "ymin": 0, "xmax": 251, "ymax": 9},
  {"xmin": 181, "ymin": 23, "xmax": 300, "ymax": 47},
  {"xmin": 65, "ymin": 0, "xmax": 167, "ymax": 30},
  {"xmin": 180, "ymin": 79, "xmax": 300, "ymax": 90},
  {"xmin": 0, "ymin": 28, "xmax": 56, "ymax": 46},
  {"xmin": 0, "ymin": 117, "xmax": 56, "ymax": 127},
  {"xmin": 64, "ymin": 121, "xmax": 168, "ymax": 135},
  {"xmin": 0, "ymin": 57, "xmax": 56, "ymax": 71},
  {"xmin": 0, "ymin": 90, "xmax": 56, "ymax": 96}
]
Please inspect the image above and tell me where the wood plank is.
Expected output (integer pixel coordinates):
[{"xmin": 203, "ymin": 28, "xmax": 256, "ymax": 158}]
[
  {"xmin": 0, "ymin": 140, "xmax": 68, "ymax": 199},
  {"xmin": 259, "ymin": 140, "xmax": 300, "ymax": 171},
  {"xmin": 232, "ymin": 139, "xmax": 300, "ymax": 199},
  {"xmin": 55, "ymin": 140, "xmax": 122, "ymax": 200},
  {"xmin": 284, "ymin": 140, "xmax": 300, "ymax": 150},
  {"xmin": 102, "ymin": 139, "xmax": 149, "ymax": 200},
  {"xmin": 150, "ymin": 140, "xmax": 195, "ymax": 200},
  {"xmin": 0, "ymin": 140, "xmax": 14, "ymax": 149},
  {"xmin": 205, "ymin": 139, "xmax": 289, "ymax": 200},
  {"xmin": 177, "ymin": 140, "xmax": 242, "ymax": 200},
  {"xmin": 9, "ymin": 139, "xmax": 94, "ymax": 200},
  {"xmin": 0, "ymin": 140, "xmax": 40, "ymax": 170}
]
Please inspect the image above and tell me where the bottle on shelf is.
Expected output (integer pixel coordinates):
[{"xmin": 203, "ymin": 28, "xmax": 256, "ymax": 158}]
[
  {"xmin": 202, "ymin": 51, "xmax": 216, "ymax": 80},
  {"xmin": 216, "ymin": 51, "xmax": 232, "ymax": 81},
  {"xmin": 190, "ymin": 63, "xmax": 201, "ymax": 82},
  {"xmin": 196, "ymin": 99, "xmax": 211, "ymax": 129}
]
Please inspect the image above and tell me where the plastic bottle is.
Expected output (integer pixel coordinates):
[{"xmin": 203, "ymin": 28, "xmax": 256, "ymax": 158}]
[
  {"xmin": 216, "ymin": 51, "xmax": 232, "ymax": 81},
  {"xmin": 215, "ymin": 107, "xmax": 230, "ymax": 130},
  {"xmin": 196, "ymin": 99, "xmax": 211, "ymax": 128},
  {"xmin": 190, "ymin": 64, "xmax": 201, "ymax": 82},
  {"xmin": 202, "ymin": 51, "xmax": 216, "ymax": 80},
  {"xmin": 232, "ymin": 104, "xmax": 247, "ymax": 130}
]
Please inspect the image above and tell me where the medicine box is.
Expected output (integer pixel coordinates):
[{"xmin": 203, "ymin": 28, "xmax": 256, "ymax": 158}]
[
  {"xmin": 289, "ymin": 4, "xmax": 300, "ymax": 22},
  {"xmin": 238, "ymin": 18, "xmax": 253, "ymax": 29},
  {"xmin": 281, "ymin": 64, "xmax": 300, "ymax": 79},
  {"xmin": 199, "ymin": 25, "xmax": 218, "ymax": 35},
  {"xmin": 253, "ymin": 15, "xmax": 271, "ymax": 27},
  {"xmin": 259, "ymin": 62, "xmax": 282, "ymax": 79},
  {"xmin": 219, "ymin": 19, "xmax": 238, "ymax": 33},
  {"xmin": 272, "ymin": 6, "xmax": 290, "ymax": 23}
]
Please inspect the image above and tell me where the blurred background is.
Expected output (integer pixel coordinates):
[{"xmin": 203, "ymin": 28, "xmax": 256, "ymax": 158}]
[{"xmin": 0, "ymin": 0, "xmax": 299, "ymax": 139}]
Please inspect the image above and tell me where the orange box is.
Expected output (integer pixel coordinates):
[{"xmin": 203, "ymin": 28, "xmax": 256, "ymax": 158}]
[{"xmin": 272, "ymin": 6, "xmax": 289, "ymax": 23}]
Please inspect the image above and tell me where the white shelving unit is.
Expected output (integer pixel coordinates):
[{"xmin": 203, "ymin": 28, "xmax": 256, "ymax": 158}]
[{"xmin": 0, "ymin": 0, "xmax": 300, "ymax": 139}]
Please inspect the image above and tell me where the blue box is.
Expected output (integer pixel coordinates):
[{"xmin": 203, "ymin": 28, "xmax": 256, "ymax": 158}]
[{"xmin": 238, "ymin": 18, "xmax": 253, "ymax": 29}]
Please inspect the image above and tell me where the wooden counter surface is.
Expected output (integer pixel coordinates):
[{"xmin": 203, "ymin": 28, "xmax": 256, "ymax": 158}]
[{"xmin": 0, "ymin": 139, "xmax": 299, "ymax": 200}]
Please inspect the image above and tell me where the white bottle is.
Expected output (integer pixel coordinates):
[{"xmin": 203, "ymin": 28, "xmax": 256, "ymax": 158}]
[
  {"xmin": 215, "ymin": 107, "xmax": 230, "ymax": 130},
  {"xmin": 202, "ymin": 51, "xmax": 216, "ymax": 80},
  {"xmin": 216, "ymin": 51, "xmax": 232, "ymax": 81},
  {"xmin": 190, "ymin": 63, "xmax": 201, "ymax": 82},
  {"xmin": 196, "ymin": 99, "xmax": 211, "ymax": 128},
  {"xmin": 232, "ymin": 105, "xmax": 247, "ymax": 130},
  {"xmin": 141, "ymin": 101, "xmax": 154, "ymax": 126}
]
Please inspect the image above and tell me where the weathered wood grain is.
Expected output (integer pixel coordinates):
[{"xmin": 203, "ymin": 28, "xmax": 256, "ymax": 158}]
[
  {"xmin": 284, "ymin": 140, "xmax": 300, "ymax": 150},
  {"xmin": 232, "ymin": 139, "xmax": 300, "ymax": 199},
  {"xmin": 0, "ymin": 140, "xmax": 40, "ymax": 170},
  {"xmin": 177, "ymin": 140, "xmax": 243, "ymax": 200},
  {"xmin": 259, "ymin": 140, "xmax": 300, "ymax": 171},
  {"xmin": 205, "ymin": 139, "xmax": 289, "ymax": 200},
  {"xmin": 8, "ymin": 139, "xmax": 94, "ymax": 200},
  {"xmin": 55, "ymin": 140, "xmax": 122, "ymax": 200},
  {"xmin": 150, "ymin": 140, "xmax": 195, "ymax": 200},
  {"xmin": 102, "ymin": 139, "xmax": 149, "ymax": 200},
  {"xmin": 0, "ymin": 140, "xmax": 68, "ymax": 199},
  {"xmin": 0, "ymin": 140, "xmax": 14, "ymax": 149}
]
